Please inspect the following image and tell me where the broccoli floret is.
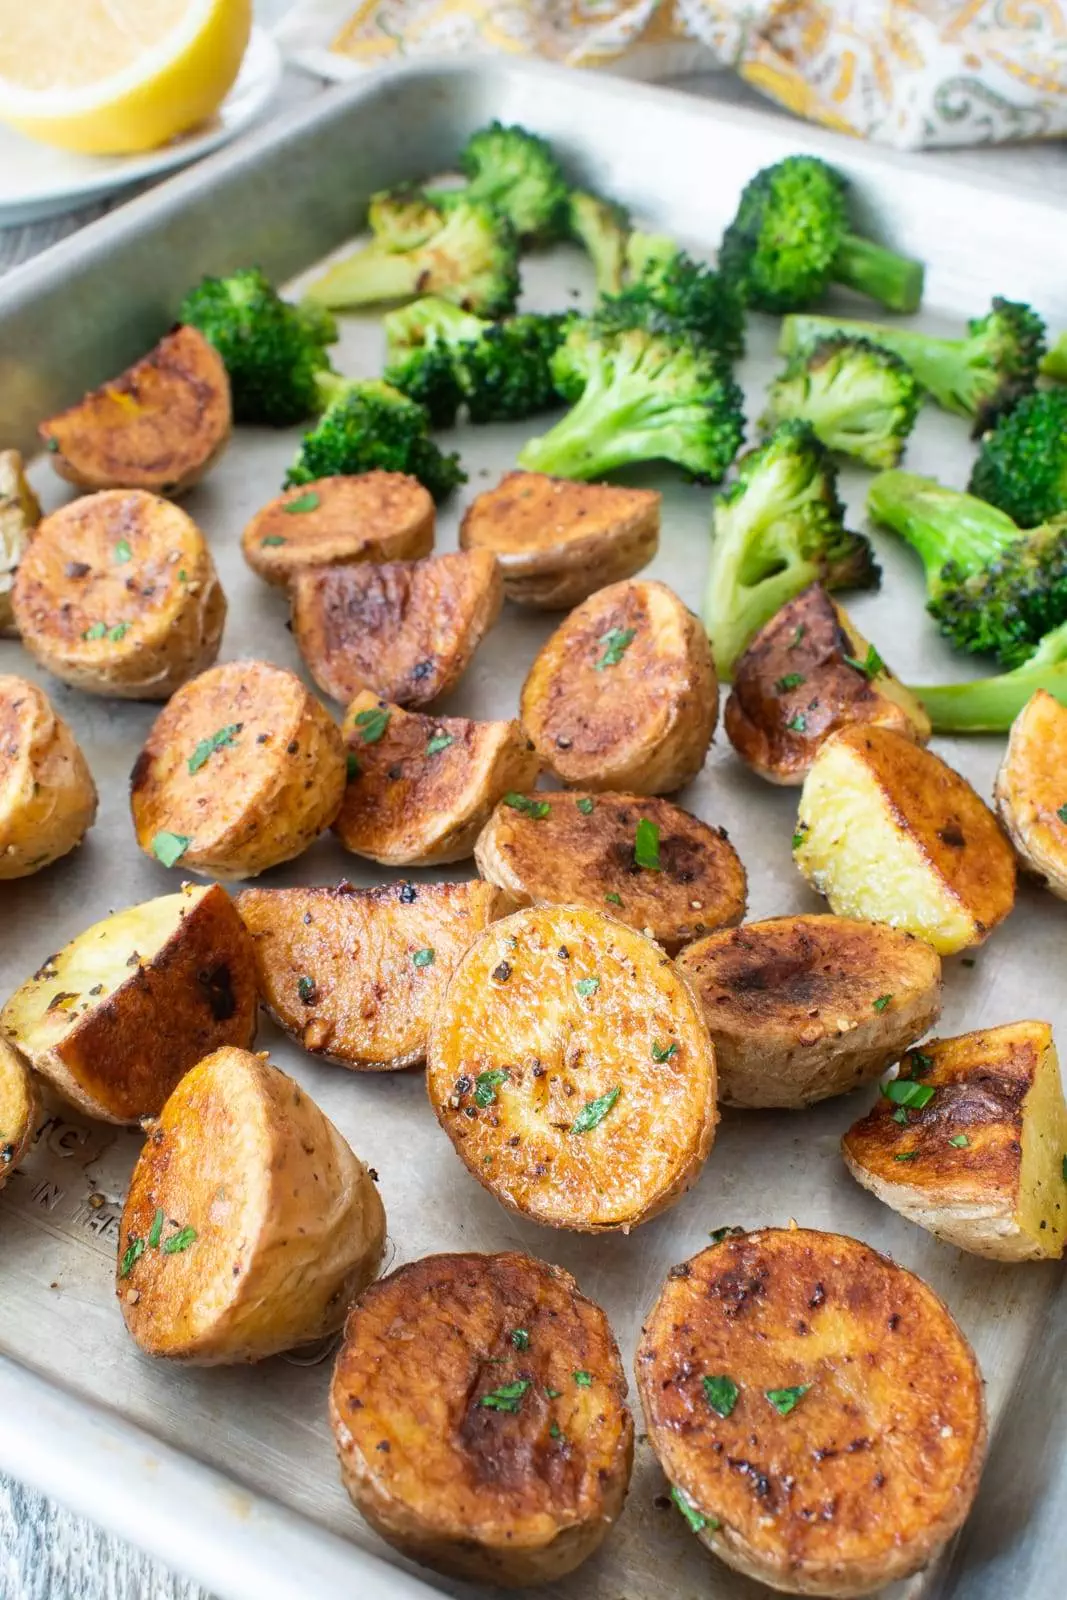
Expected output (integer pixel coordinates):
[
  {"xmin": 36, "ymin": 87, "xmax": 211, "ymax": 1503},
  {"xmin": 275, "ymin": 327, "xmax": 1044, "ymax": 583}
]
[
  {"xmin": 1041, "ymin": 331, "xmax": 1067, "ymax": 383},
  {"xmin": 602, "ymin": 232, "xmax": 745, "ymax": 361},
  {"xmin": 566, "ymin": 190, "xmax": 631, "ymax": 296},
  {"xmin": 909, "ymin": 619, "xmax": 1067, "ymax": 733},
  {"xmin": 285, "ymin": 374, "xmax": 465, "ymax": 502},
  {"xmin": 179, "ymin": 267, "xmax": 337, "ymax": 427},
  {"xmin": 704, "ymin": 420, "xmax": 879, "ymax": 677},
  {"xmin": 367, "ymin": 185, "xmax": 445, "ymax": 250},
  {"xmin": 762, "ymin": 336, "xmax": 921, "ymax": 469},
  {"xmin": 425, "ymin": 121, "xmax": 569, "ymax": 243},
  {"xmin": 968, "ymin": 390, "xmax": 1067, "ymax": 527},
  {"xmin": 382, "ymin": 299, "xmax": 483, "ymax": 427}
]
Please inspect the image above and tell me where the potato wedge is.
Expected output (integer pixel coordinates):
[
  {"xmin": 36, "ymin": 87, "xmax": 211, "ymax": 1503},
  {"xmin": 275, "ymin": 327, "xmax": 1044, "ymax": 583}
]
[
  {"xmin": 39, "ymin": 325, "xmax": 231, "ymax": 496},
  {"xmin": 0, "ymin": 676, "xmax": 98, "ymax": 879},
  {"xmin": 117, "ymin": 1047, "xmax": 385, "ymax": 1364},
  {"xmin": 130, "ymin": 661, "xmax": 346, "ymax": 880},
  {"xmin": 330, "ymin": 1251, "xmax": 633, "ymax": 1586},
  {"xmin": 843, "ymin": 1021, "xmax": 1067, "ymax": 1261},
  {"xmin": 520, "ymin": 579, "xmax": 717, "ymax": 794},
  {"xmin": 994, "ymin": 690, "xmax": 1067, "ymax": 899},
  {"xmin": 291, "ymin": 549, "xmax": 503, "ymax": 707},
  {"xmin": 794, "ymin": 726, "xmax": 1015, "ymax": 955},
  {"xmin": 725, "ymin": 585, "xmax": 930, "ymax": 785},
  {"xmin": 236, "ymin": 880, "xmax": 505, "ymax": 1070},
  {"xmin": 11, "ymin": 490, "xmax": 225, "ymax": 700},
  {"xmin": 676, "ymin": 915, "xmax": 941, "ymax": 1108},
  {"xmin": 0, "ymin": 449, "xmax": 41, "ymax": 637},
  {"xmin": 426, "ymin": 904, "xmax": 717, "ymax": 1232},
  {"xmin": 475, "ymin": 792, "xmax": 746, "ymax": 953},
  {"xmin": 335, "ymin": 691, "xmax": 539, "ymax": 866},
  {"xmin": 0, "ymin": 1039, "xmax": 39, "ymax": 1191},
  {"xmin": 459, "ymin": 471, "xmax": 660, "ymax": 610},
  {"xmin": 1, "ymin": 884, "xmax": 257, "ymax": 1124},
  {"xmin": 241, "ymin": 472, "xmax": 435, "ymax": 587},
  {"xmin": 636, "ymin": 1227, "xmax": 986, "ymax": 1597}
]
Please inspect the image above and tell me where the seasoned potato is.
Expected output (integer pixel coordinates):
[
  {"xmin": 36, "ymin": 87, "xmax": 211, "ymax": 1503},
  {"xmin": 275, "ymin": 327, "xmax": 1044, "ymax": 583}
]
[
  {"xmin": 426, "ymin": 904, "xmax": 717, "ymax": 1232},
  {"xmin": 521, "ymin": 579, "xmax": 717, "ymax": 794},
  {"xmin": 0, "ymin": 449, "xmax": 41, "ymax": 636},
  {"xmin": 330, "ymin": 1251, "xmax": 633, "ymax": 1586},
  {"xmin": 117, "ymin": 1047, "xmax": 385, "ymax": 1364},
  {"xmin": 0, "ymin": 1039, "xmax": 39, "ymax": 1190},
  {"xmin": 11, "ymin": 490, "xmax": 225, "ymax": 700},
  {"xmin": 241, "ymin": 472, "xmax": 435, "ymax": 587},
  {"xmin": 130, "ymin": 661, "xmax": 346, "ymax": 880},
  {"xmin": 637, "ymin": 1227, "xmax": 986, "ymax": 1597},
  {"xmin": 794, "ymin": 726, "xmax": 1015, "ymax": 955},
  {"xmin": 994, "ymin": 690, "xmax": 1067, "ymax": 899},
  {"xmin": 0, "ymin": 676, "xmax": 98, "ymax": 879},
  {"xmin": 843, "ymin": 1021, "xmax": 1067, "ymax": 1261},
  {"xmin": 459, "ymin": 471, "xmax": 660, "ymax": 610},
  {"xmin": 38, "ymin": 325, "xmax": 231, "ymax": 496},
  {"xmin": 291, "ymin": 549, "xmax": 503, "ymax": 707},
  {"xmin": 335, "ymin": 691, "xmax": 539, "ymax": 866},
  {"xmin": 725, "ymin": 585, "xmax": 930, "ymax": 785},
  {"xmin": 236, "ymin": 880, "xmax": 505, "ymax": 1070},
  {"xmin": 475, "ymin": 792, "xmax": 746, "ymax": 953},
  {"xmin": 1, "ymin": 884, "xmax": 257, "ymax": 1124}
]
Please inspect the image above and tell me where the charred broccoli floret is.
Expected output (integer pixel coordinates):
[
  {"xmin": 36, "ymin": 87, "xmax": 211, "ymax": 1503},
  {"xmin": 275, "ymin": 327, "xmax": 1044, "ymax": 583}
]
[
  {"xmin": 566, "ymin": 190, "xmax": 631, "ymax": 295},
  {"xmin": 285, "ymin": 374, "xmax": 465, "ymax": 501},
  {"xmin": 601, "ymin": 232, "xmax": 746, "ymax": 361},
  {"xmin": 366, "ymin": 185, "xmax": 445, "ymax": 250},
  {"xmin": 909, "ymin": 619, "xmax": 1067, "ymax": 733},
  {"xmin": 762, "ymin": 336, "xmax": 921, "ymax": 469},
  {"xmin": 969, "ymin": 389, "xmax": 1067, "ymax": 527},
  {"xmin": 425, "ymin": 121, "xmax": 569, "ymax": 243},
  {"xmin": 1041, "ymin": 331, "xmax": 1067, "ymax": 383}
]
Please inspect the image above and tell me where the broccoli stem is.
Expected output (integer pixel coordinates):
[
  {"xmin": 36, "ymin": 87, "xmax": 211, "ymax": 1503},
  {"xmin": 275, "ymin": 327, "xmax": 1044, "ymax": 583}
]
[
  {"xmin": 832, "ymin": 234, "xmax": 924, "ymax": 315},
  {"xmin": 518, "ymin": 376, "xmax": 702, "ymax": 480},
  {"xmin": 910, "ymin": 619, "xmax": 1067, "ymax": 732},
  {"xmin": 304, "ymin": 247, "xmax": 418, "ymax": 310},
  {"xmin": 1042, "ymin": 332, "xmax": 1067, "ymax": 383},
  {"xmin": 867, "ymin": 469, "xmax": 1022, "ymax": 588},
  {"xmin": 782, "ymin": 314, "xmax": 984, "ymax": 419}
]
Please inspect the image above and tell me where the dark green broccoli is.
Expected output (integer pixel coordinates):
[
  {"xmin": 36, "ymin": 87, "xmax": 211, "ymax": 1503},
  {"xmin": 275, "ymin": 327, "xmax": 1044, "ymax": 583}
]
[
  {"xmin": 762, "ymin": 336, "xmax": 921, "ymax": 469},
  {"xmin": 424, "ymin": 121, "xmax": 569, "ymax": 243},
  {"xmin": 704, "ymin": 420, "xmax": 879, "ymax": 677},
  {"xmin": 382, "ymin": 299, "xmax": 479, "ymax": 427},
  {"xmin": 968, "ymin": 390, "xmax": 1067, "ymax": 527},
  {"xmin": 718, "ymin": 155, "xmax": 924, "ymax": 314},
  {"xmin": 1041, "ymin": 331, "xmax": 1067, "ymax": 383},
  {"xmin": 602, "ymin": 231, "xmax": 746, "ymax": 361},
  {"xmin": 566, "ymin": 190, "xmax": 631, "ymax": 296},
  {"xmin": 285, "ymin": 374, "xmax": 465, "ymax": 502},
  {"xmin": 908, "ymin": 619, "xmax": 1067, "ymax": 733}
]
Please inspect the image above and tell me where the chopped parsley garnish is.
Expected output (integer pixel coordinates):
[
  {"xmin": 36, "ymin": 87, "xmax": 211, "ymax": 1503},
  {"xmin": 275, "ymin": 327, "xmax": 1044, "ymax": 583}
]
[
  {"xmin": 1058, "ymin": 803, "xmax": 1067, "ymax": 825},
  {"xmin": 474, "ymin": 1068, "xmax": 509, "ymax": 1107},
  {"xmin": 573, "ymin": 1370, "xmax": 592, "ymax": 1387},
  {"xmin": 791, "ymin": 831, "xmax": 806, "ymax": 850},
  {"xmin": 571, "ymin": 1087, "xmax": 619, "ymax": 1133},
  {"xmin": 786, "ymin": 712, "xmax": 807, "ymax": 733},
  {"xmin": 479, "ymin": 1379, "xmax": 529, "ymax": 1413},
  {"xmin": 575, "ymin": 977, "xmax": 600, "ymax": 998},
  {"xmin": 346, "ymin": 752, "xmax": 360, "ymax": 781},
  {"xmin": 843, "ymin": 643, "xmax": 885, "ymax": 679},
  {"xmin": 604, "ymin": 892, "xmax": 622, "ymax": 906},
  {"xmin": 511, "ymin": 1329, "xmax": 529, "ymax": 1351},
  {"xmin": 709, "ymin": 1226, "xmax": 742, "ymax": 1244},
  {"xmin": 151, "ymin": 832, "xmax": 190, "ymax": 868},
  {"xmin": 545, "ymin": 1386, "xmax": 561, "ymax": 1399},
  {"xmin": 282, "ymin": 491, "xmax": 321, "ymax": 514},
  {"xmin": 549, "ymin": 1422, "xmax": 562, "ymax": 1440},
  {"xmin": 297, "ymin": 976, "xmax": 316, "ymax": 1003},
  {"xmin": 766, "ymin": 1384, "xmax": 809, "ymax": 1415},
  {"xmin": 671, "ymin": 1485, "xmax": 716, "ymax": 1534},
  {"xmin": 82, "ymin": 622, "xmax": 107, "ymax": 641},
  {"xmin": 412, "ymin": 947, "xmax": 435, "ymax": 969},
  {"xmin": 576, "ymin": 797, "xmax": 595, "ymax": 815},
  {"xmin": 634, "ymin": 817, "xmax": 661, "ymax": 871},
  {"xmin": 872, "ymin": 994, "xmax": 892, "ymax": 1012},
  {"xmin": 119, "ymin": 1238, "xmax": 145, "ymax": 1277},
  {"xmin": 113, "ymin": 540, "xmax": 132, "ymax": 564},
  {"xmin": 894, "ymin": 1150, "xmax": 921, "ymax": 1162},
  {"xmin": 702, "ymin": 1375, "xmax": 739, "ymax": 1417},
  {"xmin": 788, "ymin": 624, "xmax": 806, "ymax": 649},
  {"xmin": 148, "ymin": 1209, "xmax": 165, "ymax": 1249},
  {"xmin": 425, "ymin": 733, "xmax": 455, "ymax": 757},
  {"xmin": 354, "ymin": 707, "xmax": 390, "ymax": 744},
  {"xmin": 260, "ymin": 534, "xmax": 287, "ymax": 547},
  {"xmin": 108, "ymin": 623, "xmax": 129, "ymax": 642},
  {"xmin": 949, "ymin": 1133, "xmax": 970, "ymax": 1148},
  {"xmin": 594, "ymin": 627, "xmax": 636, "ymax": 670},
  {"xmin": 651, "ymin": 1041, "xmax": 677, "ymax": 1063},
  {"xmin": 504, "ymin": 792, "xmax": 550, "ymax": 819},
  {"xmin": 892, "ymin": 1108, "xmax": 908, "ymax": 1125},
  {"xmin": 908, "ymin": 1051, "xmax": 934, "ymax": 1076},
  {"xmin": 882, "ymin": 1079, "xmax": 935, "ymax": 1110},
  {"xmin": 775, "ymin": 673, "xmax": 805, "ymax": 692},
  {"xmin": 188, "ymin": 723, "xmax": 240, "ymax": 775},
  {"xmin": 162, "ymin": 1226, "xmax": 197, "ymax": 1255}
]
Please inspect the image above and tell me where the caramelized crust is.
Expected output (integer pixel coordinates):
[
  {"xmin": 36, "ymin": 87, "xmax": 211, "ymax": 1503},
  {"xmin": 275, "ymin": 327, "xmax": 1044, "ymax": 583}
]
[
  {"xmin": 0, "ymin": 675, "xmax": 97, "ymax": 878},
  {"xmin": 241, "ymin": 472, "xmax": 434, "ymax": 586},
  {"xmin": 0, "ymin": 1038, "xmax": 39, "ymax": 1190},
  {"xmin": 994, "ymin": 689, "xmax": 1067, "ymax": 899}
]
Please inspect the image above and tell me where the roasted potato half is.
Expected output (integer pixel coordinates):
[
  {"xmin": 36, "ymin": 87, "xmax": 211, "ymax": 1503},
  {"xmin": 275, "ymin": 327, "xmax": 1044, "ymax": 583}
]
[
  {"xmin": 843, "ymin": 1021, "xmax": 1067, "ymax": 1261},
  {"xmin": 520, "ymin": 579, "xmax": 717, "ymax": 793},
  {"xmin": 475, "ymin": 791, "xmax": 746, "ymax": 953},
  {"xmin": 994, "ymin": 690, "xmax": 1067, "ymax": 899},
  {"xmin": 0, "ymin": 1039, "xmax": 39, "ymax": 1190},
  {"xmin": 0, "ymin": 676, "xmax": 98, "ymax": 879},
  {"xmin": 11, "ymin": 490, "xmax": 226, "ymax": 700},
  {"xmin": 236, "ymin": 879, "xmax": 505, "ymax": 1070},
  {"xmin": 335, "ymin": 691, "xmax": 539, "ymax": 866},
  {"xmin": 39, "ymin": 324, "xmax": 231, "ymax": 496},
  {"xmin": 241, "ymin": 472, "xmax": 435, "ymax": 587},
  {"xmin": 117, "ymin": 1047, "xmax": 385, "ymax": 1364},
  {"xmin": 330, "ymin": 1251, "xmax": 633, "ymax": 1586},
  {"xmin": 291, "ymin": 549, "xmax": 503, "ymax": 707},
  {"xmin": 0, "ymin": 449, "xmax": 41, "ymax": 637},
  {"xmin": 426, "ymin": 904, "xmax": 717, "ymax": 1232},
  {"xmin": 725, "ymin": 585, "xmax": 930, "ymax": 785},
  {"xmin": 459, "ymin": 471, "xmax": 660, "ymax": 609},
  {"xmin": 130, "ymin": 661, "xmax": 346, "ymax": 880},
  {"xmin": 637, "ymin": 1227, "xmax": 986, "ymax": 1597},
  {"xmin": 676, "ymin": 915, "xmax": 942, "ymax": 1109},
  {"xmin": 794, "ymin": 726, "xmax": 1015, "ymax": 955}
]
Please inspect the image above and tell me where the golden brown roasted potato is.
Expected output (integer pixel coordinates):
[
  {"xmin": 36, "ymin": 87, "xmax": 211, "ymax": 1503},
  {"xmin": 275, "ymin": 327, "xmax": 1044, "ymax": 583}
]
[
  {"xmin": 994, "ymin": 690, "xmax": 1067, "ymax": 899},
  {"xmin": 1, "ymin": 884, "xmax": 257, "ymax": 1124},
  {"xmin": 794, "ymin": 725, "xmax": 1016, "ymax": 955},
  {"xmin": 236, "ymin": 879, "xmax": 505, "ymax": 1070},
  {"xmin": 475, "ymin": 791, "xmax": 746, "ymax": 953},
  {"xmin": 676, "ymin": 915, "xmax": 941, "ymax": 1109},
  {"xmin": 130, "ymin": 661, "xmax": 346, "ymax": 880},
  {"xmin": 291, "ymin": 548, "xmax": 503, "ymax": 707},
  {"xmin": 117, "ymin": 1047, "xmax": 385, "ymax": 1364},
  {"xmin": 11, "ymin": 490, "xmax": 225, "ymax": 700},
  {"xmin": 38, "ymin": 325, "xmax": 231, "ymax": 496},
  {"xmin": 459, "ymin": 471, "xmax": 660, "ymax": 610},
  {"xmin": 725, "ymin": 585, "xmax": 931, "ymax": 785},
  {"xmin": 520, "ymin": 579, "xmax": 717, "ymax": 794},
  {"xmin": 0, "ymin": 449, "xmax": 41, "ymax": 637},
  {"xmin": 335, "ymin": 691, "xmax": 539, "ymax": 866},
  {"xmin": 843, "ymin": 1021, "xmax": 1067, "ymax": 1261},
  {"xmin": 241, "ymin": 472, "xmax": 435, "ymax": 587},
  {"xmin": 0, "ymin": 1038, "xmax": 39, "ymax": 1190},
  {"xmin": 637, "ymin": 1227, "xmax": 986, "ymax": 1597},
  {"xmin": 330, "ymin": 1251, "xmax": 633, "ymax": 1586},
  {"xmin": 426, "ymin": 904, "xmax": 717, "ymax": 1232},
  {"xmin": 0, "ymin": 676, "xmax": 97, "ymax": 879}
]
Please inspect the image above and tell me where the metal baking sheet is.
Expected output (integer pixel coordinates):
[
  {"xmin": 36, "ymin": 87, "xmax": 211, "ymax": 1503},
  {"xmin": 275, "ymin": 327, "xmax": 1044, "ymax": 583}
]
[{"xmin": 1, "ymin": 60, "xmax": 1065, "ymax": 1600}]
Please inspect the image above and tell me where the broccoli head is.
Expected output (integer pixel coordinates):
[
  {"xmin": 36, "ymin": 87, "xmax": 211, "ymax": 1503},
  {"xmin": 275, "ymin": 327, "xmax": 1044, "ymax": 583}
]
[
  {"xmin": 762, "ymin": 336, "xmax": 922, "ymax": 470},
  {"xmin": 367, "ymin": 185, "xmax": 445, "ymax": 250},
  {"xmin": 382, "ymin": 299, "xmax": 483, "ymax": 427},
  {"xmin": 425, "ymin": 121, "xmax": 569, "ymax": 243},
  {"xmin": 968, "ymin": 389, "xmax": 1067, "ymax": 528},
  {"xmin": 285, "ymin": 374, "xmax": 466, "ymax": 502},
  {"xmin": 601, "ymin": 231, "xmax": 746, "ymax": 361},
  {"xmin": 566, "ymin": 190, "xmax": 631, "ymax": 296},
  {"xmin": 909, "ymin": 618, "xmax": 1067, "ymax": 733}
]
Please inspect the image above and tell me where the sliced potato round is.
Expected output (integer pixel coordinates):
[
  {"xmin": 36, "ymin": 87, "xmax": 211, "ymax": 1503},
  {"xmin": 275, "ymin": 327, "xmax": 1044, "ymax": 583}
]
[
  {"xmin": 130, "ymin": 661, "xmax": 346, "ymax": 880},
  {"xmin": 637, "ymin": 1227, "xmax": 986, "ymax": 1597},
  {"xmin": 675, "ymin": 915, "xmax": 941, "ymax": 1109},
  {"xmin": 11, "ymin": 490, "xmax": 225, "ymax": 700},
  {"xmin": 426, "ymin": 904, "xmax": 717, "ymax": 1232},
  {"xmin": 241, "ymin": 472, "xmax": 435, "ymax": 587},
  {"xmin": 520, "ymin": 579, "xmax": 716, "ymax": 793},
  {"xmin": 0, "ymin": 449, "xmax": 41, "ymax": 637},
  {"xmin": 330, "ymin": 1251, "xmax": 633, "ymax": 1586},
  {"xmin": 994, "ymin": 690, "xmax": 1067, "ymax": 899},
  {"xmin": 0, "ymin": 1039, "xmax": 39, "ymax": 1190},
  {"xmin": 0, "ymin": 675, "xmax": 97, "ymax": 879},
  {"xmin": 117, "ymin": 1047, "xmax": 385, "ymax": 1364}
]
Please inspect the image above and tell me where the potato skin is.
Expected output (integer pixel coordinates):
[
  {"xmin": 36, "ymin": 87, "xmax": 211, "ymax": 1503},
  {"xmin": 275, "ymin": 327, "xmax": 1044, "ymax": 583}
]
[
  {"xmin": 0, "ymin": 675, "xmax": 98, "ymax": 879},
  {"xmin": 241, "ymin": 472, "xmax": 435, "ymax": 587},
  {"xmin": 994, "ymin": 690, "xmax": 1067, "ymax": 899},
  {"xmin": 676, "ymin": 915, "xmax": 941, "ymax": 1109},
  {"xmin": 0, "ymin": 1038, "xmax": 39, "ymax": 1190},
  {"xmin": 330, "ymin": 1251, "xmax": 633, "ymax": 1586},
  {"xmin": 0, "ymin": 449, "xmax": 41, "ymax": 637},
  {"xmin": 637, "ymin": 1228, "xmax": 986, "ymax": 1597}
]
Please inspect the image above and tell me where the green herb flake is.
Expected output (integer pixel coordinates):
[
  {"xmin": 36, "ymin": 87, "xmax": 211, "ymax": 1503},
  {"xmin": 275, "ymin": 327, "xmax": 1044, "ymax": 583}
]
[
  {"xmin": 791, "ymin": 831, "xmax": 806, "ymax": 850},
  {"xmin": 511, "ymin": 1329, "xmax": 530, "ymax": 1351},
  {"xmin": 282, "ymin": 491, "xmax": 321, "ymax": 514},
  {"xmin": 177, "ymin": 570, "xmax": 187, "ymax": 583},
  {"xmin": 355, "ymin": 707, "xmax": 391, "ymax": 744},
  {"xmin": 594, "ymin": 627, "xmax": 636, "ymax": 671},
  {"xmin": 504, "ymin": 792, "xmax": 551, "ymax": 820},
  {"xmin": 571, "ymin": 1087, "xmax": 620, "ymax": 1134},
  {"xmin": 949, "ymin": 1133, "xmax": 970, "ymax": 1148},
  {"xmin": 45, "ymin": 437, "xmax": 59, "ymax": 453},
  {"xmin": 188, "ymin": 723, "xmax": 240, "ymax": 775},
  {"xmin": 479, "ymin": 1379, "xmax": 529, "ymax": 1413},
  {"xmin": 549, "ymin": 1422, "xmax": 562, "ymax": 1440},
  {"xmin": 604, "ymin": 892, "xmax": 622, "ymax": 906},
  {"xmin": 82, "ymin": 621, "xmax": 107, "ymax": 641},
  {"xmin": 775, "ymin": 673, "xmax": 805, "ymax": 692},
  {"xmin": 908, "ymin": 1051, "xmax": 934, "ymax": 1076},
  {"xmin": 892, "ymin": 1108, "xmax": 908, "ymax": 1126},
  {"xmin": 671, "ymin": 1485, "xmax": 716, "ymax": 1534},
  {"xmin": 788, "ymin": 624, "xmax": 806, "ymax": 650},
  {"xmin": 1057, "ymin": 803, "xmax": 1067, "ymax": 825},
  {"xmin": 576, "ymin": 797, "xmax": 595, "ymax": 815},
  {"xmin": 573, "ymin": 1370, "xmax": 593, "ymax": 1387},
  {"xmin": 108, "ymin": 622, "xmax": 129, "ymax": 642},
  {"xmin": 162, "ymin": 1226, "xmax": 197, "ymax": 1255},
  {"xmin": 474, "ymin": 1068, "xmax": 509, "ymax": 1108},
  {"xmin": 297, "ymin": 976, "xmax": 316, "ymax": 1003},
  {"xmin": 412, "ymin": 947, "xmax": 435, "ymax": 969},
  {"xmin": 426, "ymin": 733, "xmax": 455, "ymax": 757},
  {"xmin": 766, "ymin": 1383, "xmax": 809, "ymax": 1416},
  {"xmin": 843, "ymin": 644, "xmax": 885, "ymax": 679},
  {"xmin": 113, "ymin": 540, "xmax": 132, "ymax": 564},
  {"xmin": 575, "ymin": 977, "xmax": 600, "ymax": 998},
  {"xmin": 882, "ymin": 1079, "xmax": 935, "ymax": 1110},
  {"xmin": 894, "ymin": 1150, "xmax": 921, "ymax": 1162},
  {"xmin": 786, "ymin": 713, "xmax": 808, "ymax": 733},
  {"xmin": 346, "ymin": 753, "xmax": 360, "ymax": 782},
  {"xmin": 545, "ymin": 1386, "xmax": 561, "ymax": 1399},
  {"xmin": 702, "ymin": 1374, "xmax": 739, "ymax": 1418},
  {"xmin": 709, "ymin": 1226, "xmax": 741, "ymax": 1244},
  {"xmin": 260, "ymin": 534, "xmax": 287, "ymax": 547},
  {"xmin": 148, "ymin": 1208, "xmax": 165, "ymax": 1250},
  {"xmin": 872, "ymin": 994, "xmax": 892, "ymax": 1012},
  {"xmin": 652, "ymin": 1041, "xmax": 677, "ymax": 1063},
  {"xmin": 634, "ymin": 817, "xmax": 661, "ymax": 871},
  {"xmin": 119, "ymin": 1237, "xmax": 145, "ymax": 1278},
  {"xmin": 151, "ymin": 831, "xmax": 191, "ymax": 868}
]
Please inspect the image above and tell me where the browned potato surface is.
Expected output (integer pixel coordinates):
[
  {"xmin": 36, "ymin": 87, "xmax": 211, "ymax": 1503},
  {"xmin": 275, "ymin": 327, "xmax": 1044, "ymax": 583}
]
[
  {"xmin": 637, "ymin": 1227, "xmax": 986, "ymax": 1596},
  {"xmin": 0, "ymin": 676, "xmax": 97, "ymax": 879},
  {"xmin": 241, "ymin": 472, "xmax": 435, "ymax": 587},
  {"xmin": 520, "ymin": 579, "xmax": 717, "ymax": 793},
  {"xmin": 330, "ymin": 1251, "xmax": 633, "ymax": 1586},
  {"xmin": 994, "ymin": 690, "xmax": 1067, "ymax": 899},
  {"xmin": 130, "ymin": 661, "xmax": 346, "ymax": 880},
  {"xmin": 117, "ymin": 1047, "xmax": 385, "ymax": 1363},
  {"xmin": 0, "ymin": 1038, "xmax": 39, "ymax": 1190},
  {"xmin": 0, "ymin": 449, "xmax": 41, "ymax": 636},
  {"xmin": 291, "ymin": 548, "xmax": 503, "ymax": 707}
]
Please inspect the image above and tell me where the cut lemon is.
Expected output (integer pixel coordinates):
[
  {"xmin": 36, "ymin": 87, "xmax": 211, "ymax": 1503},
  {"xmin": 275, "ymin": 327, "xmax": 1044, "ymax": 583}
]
[{"xmin": 0, "ymin": 0, "xmax": 252, "ymax": 155}]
